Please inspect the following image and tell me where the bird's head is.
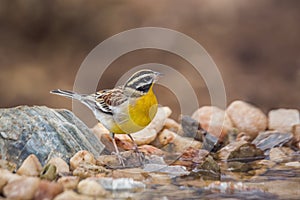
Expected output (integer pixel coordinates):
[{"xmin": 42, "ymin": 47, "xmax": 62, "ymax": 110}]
[{"xmin": 123, "ymin": 69, "xmax": 161, "ymax": 97}]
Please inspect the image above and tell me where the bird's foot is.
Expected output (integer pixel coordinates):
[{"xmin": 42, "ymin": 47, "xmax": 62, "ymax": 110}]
[
  {"xmin": 111, "ymin": 151, "xmax": 126, "ymax": 167},
  {"xmin": 132, "ymin": 146, "xmax": 145, "ymax": 166}
]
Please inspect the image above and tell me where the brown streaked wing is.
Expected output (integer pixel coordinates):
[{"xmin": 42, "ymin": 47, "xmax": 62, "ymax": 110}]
[{"xmin": 95, "ymin": 88, "xmax": 127, "ymax": 108}]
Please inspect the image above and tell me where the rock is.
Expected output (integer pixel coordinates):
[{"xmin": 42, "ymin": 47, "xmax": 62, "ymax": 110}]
[
  {"xmin": 116, "ymin": 107, "xmax": 172, "ymax": 145},
  {"xmin": 34, "ymin": 180, "xmax": 63, "ymax": 200},
  {"xmin": 138, "ymin": 145, "xmax": 165, "ymax": 156},
  {"xmin": 112, "ymin": 168, "xmax": 149, "ymax": 181},
  {"xmin": 226, "ymin": 161, "xmax": 253, "ymax": 172},
  {"xmin": 269, "ymin": 147, "xmax": 294, "ymax": 163},
  {"xmin": 97, "ymin": 150, "xmax": 144, "ymax": 169},
  {"xmin": 147, "ymin": 173, "xmax": 172, "ymax": 185},
  {"xmin": 77, "ymin": 179, "xmax": 107, "ymax": 197},
  {"xmin": 292, "ymin": 124, "xmax": 300, "ymax": 148},
  {"xmin": 226, "ymin": 101, "xmax": 267, "ymax": 139},
  {"xmin": 192, "ymin": 156, "xmax": 220, "ymax": 179},
  {"xmin": 96, "ymin": 177, "xmax": 145, "ymax": 191},
  {"xmin": 70, "ymin": 150, "xmax": 96, "ymax": 171},
  {"xmin": 218, "ymin": 140, "xmax": 264, "ymax": 161},
  {"xmin": 73, "ymin": 162, "xmax": 109, "ymax": 178},
  {"xmin": 54, "ymin": 190, "xmax": 93, "ymax": 200},
  {"xmin": 47, "ymin": 157, "xmax": 70, "ymax": 174},
  {"xmin": 178, "ymin": 115, "xmax": 202, "ymax": 141},
  {"xmin": 143, "ymin": 164, "xmax": 189, "ymax": 177},
  {"xmin": 202, "ymin": 131, "xmax": 221, "ymax": 152},
  {"xmin": 192, "ymin": 106, "xmax": 233, "ymax": 141},
  {"xmin": 173, "ymin": 147, "xmax": 210, "ymax": 169},
  {"xmin": 91, "ymin": 123, "xmax": 110, "ymax": 140},
  {"xmin": 0, "ymin": 168, "xmax": 22, "ymax": 184},
  {"xmin": 0, "ymin": 160, "xmax": 16, "ymax": 172},
  {"xmin": 268, "ymin": 109, "xmax": 299, "ymax": 132},
  {"xmin": 0, "ymin": 106, "xmax": 104, "ymax": 167},
  {"xmin": 40, "ymin": 164, "xmax": 57, "ymax": 181},
  {"xmin": 252, "ymin": 131, "xmax": 293, "ymax": 152},
  {"xmin": 3, "ymin": 177, "xmax": 40, "ymax": 200},
  {"xmin": 175, "ymin": 147, "xmax": 220, "ymax": 179},
  {"xmin": 285, "ymin": 161, "xmax": 300, "ymax": 167},
  {"xmin": 236, "ymin": 132, "xmax": 252, "ymax": 142},
  {"xmin": 164, "ymin": 118, "xmax": 180, "ymax": 132},
  {"xmin": 17, "ymin": 154, "xmax": 42, "ymax": 177},
  {"xmin": 0, "ymin": 171, "xmax": 8, "ymax": 194},
  {"xmin": 155, "ymin": 129, "xmax": 202, "ymax": 153},
  {"xmin": 57, "ymin": 176, "xmax": 80, "ymax": 191}
]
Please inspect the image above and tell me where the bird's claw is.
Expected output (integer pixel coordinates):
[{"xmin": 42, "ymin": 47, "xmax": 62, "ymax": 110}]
[{"xmin": 111, "ymin": 151, "xmax": 126, "ymax": 167}]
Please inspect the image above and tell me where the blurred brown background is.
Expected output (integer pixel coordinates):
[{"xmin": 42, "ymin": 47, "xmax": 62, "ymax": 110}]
[{"xmin": 0, "ymin": 0, "xmax": 299, "ymax": 126}]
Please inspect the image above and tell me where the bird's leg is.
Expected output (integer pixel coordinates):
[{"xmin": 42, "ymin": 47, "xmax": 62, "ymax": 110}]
[
  {"xmin": 111, "ymin": 133, "xmax": 125, "ymax": 167},
  {"xmin": 128, "ymin": 134, "xmax": 144, "ymax": 165}
]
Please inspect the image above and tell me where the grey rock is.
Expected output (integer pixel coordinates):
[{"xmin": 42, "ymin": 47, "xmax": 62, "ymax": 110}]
[
  {"xmin": 0, "ymin": 106, "xmax": 104, "ymax": 166},
  {"xmin": 252, "ymin": 131, "xmax": 293, "ymax": 153}
]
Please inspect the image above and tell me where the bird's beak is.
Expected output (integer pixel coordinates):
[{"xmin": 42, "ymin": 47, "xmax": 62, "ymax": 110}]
[{"xmin": 154, "ymin": 71, "xmax": 163, "ymax": 82}]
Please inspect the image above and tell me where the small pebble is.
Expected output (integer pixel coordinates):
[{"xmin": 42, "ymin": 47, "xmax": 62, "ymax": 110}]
[
  {"xmin": 157, "ymin": 129, "xmax": 202, "ymax": 153},
  {"xmin": 17, "ymin": 154, "xmax": 42, "ymax": 177},
  {"xmin": 57, "ymin": 176, "xmax": 80, "ymax": 191},
  {"xmin": 47, "ymin": 157, "xmax": 70, "ymax": 174},
  {"xmin": 112, "ymin": 168, "xmax": 149, "ymax": 181},
  {"xmin": 40, "ymin": 164, "xmax": 57, "ymax": 181},
  {"xmin": 292, "ymin": 124, "xmax": 300, "ymax": 146},
  {"xmin": 268, "ymin": 109, "xmax": 300, "ymax": 132},
  {"xmin": 227, "ymin": 100, "xmax": 267, "ymax": 139},
  {"xmin": 70, "ymin": 150, "xmax": 96, "ymax": 171},
  {"xmin": 192, "ymin": 106, "xmax": 233, "ymax": 140},
  {"xmin": 54, "ymin": 190, "xmax": 93, "ymax": 200},
  {"xmin": 164, "ymin": 118, "xmax": 181, "ymax": 132},
  {"xmin": 269, "ymin": 147, "xmax": 294, "ymax": 163},
  {"xmin": 3, "ymin": 177, "xmax": 40, "ymax": 200},
  {"xmin": 77, "ymin": 179, "xmax": 107, "ymax": 196},
  {"xmin": 285, "ymin": 161, "xmax": 300, "ymax": 167},
  {"xmin": 33, "ymin": 180, "xmax": 63, "ymax": 200}
]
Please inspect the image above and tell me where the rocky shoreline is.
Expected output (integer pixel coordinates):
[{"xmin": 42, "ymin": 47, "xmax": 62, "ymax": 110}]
[{"xmin": 0, "ymin": 100, "xmax": 299, "ymax": 199}]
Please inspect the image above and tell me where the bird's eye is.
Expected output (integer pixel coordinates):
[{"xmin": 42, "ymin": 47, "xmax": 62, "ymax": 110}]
[{"xmin": 136, "ymin": 84, "xmax": 151, "ymax": 92}]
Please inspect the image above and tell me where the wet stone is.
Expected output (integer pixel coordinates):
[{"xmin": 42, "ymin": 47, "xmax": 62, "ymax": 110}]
[
  {"xmin": 226, "ymin": 161, "xmax": 254, "ymax": 172},
  {"xmin": 97, "ymin": 150, "xmax": 144, "ymax": 169},
  {"xmin": 143, "ymin": 164, "xmax": 189, "ymax": 177},
  {"xmin": 0, "ymin": 106, "xmax": 104, "ymax": 167},
  {"xmin": 112, "ymin": 168, "xmax": 149, "ymax": 181},
  {"xmin": 269, "ymin": 147, "xmax": 295, "ymax": 163},
  {"xmin": 252, "ymin": 131, "xmax": 293, "ymax": 153},
  {"xmin": 73, "ymin": 162, "xmax": 109, "ymax": 178},
  {"xmin": 218, "ymin": 140, "xmax": 264, "ymax": 162},
  {"xmin": 96, "ymin": 177, "xmax": 145, "ymax": 191}
]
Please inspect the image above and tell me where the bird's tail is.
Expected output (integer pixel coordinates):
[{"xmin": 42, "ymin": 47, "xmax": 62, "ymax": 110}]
[
  {"xmin": 50, "ymin": 89, "xmax": 83, "ymax": 101},
  {"xmin": 50, "ymin": 89, "xmax": 97, "ymax": 111}
]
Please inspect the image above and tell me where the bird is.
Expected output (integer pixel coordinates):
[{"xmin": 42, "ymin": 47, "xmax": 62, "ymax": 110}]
[{"xmin": 50, "ymin": 69, "xmax": 161, "ymax": 166}]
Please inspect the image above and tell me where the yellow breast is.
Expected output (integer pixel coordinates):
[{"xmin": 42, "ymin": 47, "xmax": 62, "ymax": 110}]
[{"xmin": 111, "ymin": 86, "xmax": 158, "ymax": 134}]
